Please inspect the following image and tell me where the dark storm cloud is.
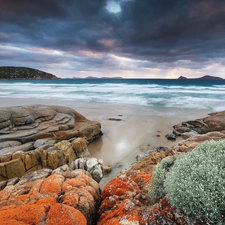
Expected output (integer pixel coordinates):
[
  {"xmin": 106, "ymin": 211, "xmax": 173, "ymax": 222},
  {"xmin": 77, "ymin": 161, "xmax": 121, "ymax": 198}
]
[
  {"xmin": 0, "ymin": 0, "xmax": 106, "ymax": 49},
  {"xmin": 1, "ymin": 0, "xmax": 225, "ymax": 75},
  {"xmin": 117, "ymin": 0, "xmax": 225, "ymax": 62}
]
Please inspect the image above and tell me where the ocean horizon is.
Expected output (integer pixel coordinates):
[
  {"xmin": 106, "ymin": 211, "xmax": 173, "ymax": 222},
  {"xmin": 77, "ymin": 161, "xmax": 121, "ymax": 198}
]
[{"xmin": 1, "ymin": 78, "xmax": 225, "ymax": 112}]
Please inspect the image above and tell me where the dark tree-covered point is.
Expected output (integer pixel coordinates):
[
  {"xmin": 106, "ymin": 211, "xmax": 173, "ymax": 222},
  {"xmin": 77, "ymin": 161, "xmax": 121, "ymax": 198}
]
[{"xmin": 0, "ymin": 66, "xmax": 59, "ymax": 80}]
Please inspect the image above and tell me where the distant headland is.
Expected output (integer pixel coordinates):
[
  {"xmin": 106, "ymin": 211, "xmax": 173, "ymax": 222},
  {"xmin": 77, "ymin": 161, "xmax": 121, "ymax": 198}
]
[
  {"xmin": 178, "ymin": 75, "xmax": 223, "ymax": 80},
  {"xmin": 0, "ymin": 66, "xmax": 59, "ymax": 80},
  {"xmin": 70, "ymin": 76, "xmax": 124, "ymax": 79}
]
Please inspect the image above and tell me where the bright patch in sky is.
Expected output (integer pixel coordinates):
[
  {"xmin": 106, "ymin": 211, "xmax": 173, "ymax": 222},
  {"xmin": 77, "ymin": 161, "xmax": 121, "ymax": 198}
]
[{"xmin": 106, "ymin": 1, "xmax": 121, "ymax": 13}]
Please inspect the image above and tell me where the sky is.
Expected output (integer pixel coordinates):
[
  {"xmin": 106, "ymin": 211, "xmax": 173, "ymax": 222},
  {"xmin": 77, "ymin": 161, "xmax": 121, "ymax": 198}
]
[{"xmin": 1, "ymin": 0, "xmax": 225, "ymax": 79}]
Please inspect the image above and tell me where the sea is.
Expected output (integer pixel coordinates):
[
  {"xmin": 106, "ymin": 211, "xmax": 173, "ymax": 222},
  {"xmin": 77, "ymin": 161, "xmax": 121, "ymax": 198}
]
[{"xmin": 0, "ymin": 78, "xmax": 225, "ymax": 112}]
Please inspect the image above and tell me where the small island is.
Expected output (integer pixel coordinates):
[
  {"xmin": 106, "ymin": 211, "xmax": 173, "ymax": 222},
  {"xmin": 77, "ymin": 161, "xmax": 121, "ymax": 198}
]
[
  {"xmin": 0, "ymin": 66, "xmax": 59, "ymax": 80},
  {"xmin": 178, "ymin": 75, "xmax": 223, "ymax": 80}
]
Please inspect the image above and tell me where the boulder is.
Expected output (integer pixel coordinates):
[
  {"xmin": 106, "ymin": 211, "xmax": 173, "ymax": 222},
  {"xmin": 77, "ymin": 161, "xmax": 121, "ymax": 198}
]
[
  {"xmin": 165, "ymin": 133, "xmax": 176, "ymax": 141},
  {"xmin": 0, "ymin": 104, "xmax": 101, "ymax": 143},
  {"xmin": 173, "ymin": 110, "xmax": 225, "ymax": 138},
  {"xmin": 71, "ymin": 158, "xmax": 104, "ymax": 183},
  {"xmin": 0, "ymin": 105, "xmax": 102, "ymax": 180},
  {"xmin": 33, "ymin": 138, "xmax": 56, "ymax": 148},
  {"xmin": 0, "ymin": 142, "xmax": 34, "ymax": 156},
  {"xmin": 0, "ymin": 167, "xmax": 101, "ymax": 225},
  {"xmin": 0, "ymin": 141, "xmax": 22, "ymax": 150},
  {"xmin": 98, "ymin": 171, "xmax": 154, "ymax": 225},
  {"xmin": 72, "ymin": 137, "xmax": 91, "ymax": 158},
  {"xmin": 55, "ymin": 140, "xmax": 76, "ymax": 164}
]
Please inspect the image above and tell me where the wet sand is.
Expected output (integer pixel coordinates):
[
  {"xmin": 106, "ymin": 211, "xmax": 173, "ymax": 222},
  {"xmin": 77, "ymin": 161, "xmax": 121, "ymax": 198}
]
[{"xmin": 0, "ymin": 97, "xmax": 211, "ymax": 189}]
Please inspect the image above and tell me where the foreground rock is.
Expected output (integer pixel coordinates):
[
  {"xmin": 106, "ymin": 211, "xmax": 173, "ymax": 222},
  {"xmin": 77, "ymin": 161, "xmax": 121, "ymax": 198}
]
[
  {"xmin": 0, "ymin": 105, "xmax": 102, "ymax": 180},
  {"xmin": 0, "ymin": 104, "xmax": 101, "ymax": 144},
  {"xmin": 0, "ymin": 166, "xmax": 101, "ymax": 225}
]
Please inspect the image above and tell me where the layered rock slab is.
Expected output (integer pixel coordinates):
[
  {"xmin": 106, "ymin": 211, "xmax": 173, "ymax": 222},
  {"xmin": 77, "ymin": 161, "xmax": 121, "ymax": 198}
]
[
  {"xmin": 173, "ymin": 110, "xmax": 225, "ymax": 138},
  {"xmin": 0, "ymin": 105, "xmax": 102, "ymax": 180},
  {"xmin": 0, "ymin": 166, "xmax": 101, "ymax": 225},
  {"xmin": 0, "ymin": 104, "xmax": 101, "ymax": 144}
]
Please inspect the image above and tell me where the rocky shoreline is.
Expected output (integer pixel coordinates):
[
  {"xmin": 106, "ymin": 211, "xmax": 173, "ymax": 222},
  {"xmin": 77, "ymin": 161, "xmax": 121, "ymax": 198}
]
[
  {"xmin": 0, "ymin": 105, "xmax": 225, "ymax": 224},
  {"xmin": 98, "ymin": 110, "xmax": 225, "ymax": 224}
]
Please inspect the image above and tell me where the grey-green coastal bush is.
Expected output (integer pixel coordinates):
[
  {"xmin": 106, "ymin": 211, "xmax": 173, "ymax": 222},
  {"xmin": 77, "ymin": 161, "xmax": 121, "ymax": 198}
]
[
  {"xmin": 164, "ymin": 140, "xmax": 225, "ymax": 225},
  {"xmin": 148, "ymin": 157, "xmax": 174, "ymax": 202}
]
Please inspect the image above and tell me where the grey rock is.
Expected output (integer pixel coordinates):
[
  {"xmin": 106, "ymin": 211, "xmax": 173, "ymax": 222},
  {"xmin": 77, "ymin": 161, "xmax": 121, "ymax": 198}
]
[
  {"xmin": 34, "ymin": 139, "xmax": 49, "ymax": 148},
  {"xmin": 52, "ymin": 164, "xmax": 71, "ymax": 176},
  {"xmin": 103, "ymin": 165, "xmax": 112, "ymax": 174},
  {"xmin": 173, "ymin": 122, "xmax": 193, "ymax": 134},
  {"xmin": 92, "ymin": 165, "xmax": 103, "ymax": 183},
  {"xmin": 0, "ymin": 105, "xmax": 102, "ymax": 181},
  {"xmin": 86, "ymin": 157, "xmax": 99, "ymax": 172},
  {"xmin": 35, "ymin": 144, "xmax": 54, "ymax": 151},
  {"xmin": 0, "ymin": 104, "xmax": 102, "ymax": 143},
  {"xmin": 0, "ymin": 180, "xmax": 7, "ymax": 191},
  {"xmin": 71, "ymin": 158, "xmax": 104, "ymax": 183},
  {"xmin": 7, "ymin": 177, "xmax": 20, "ymax": 186},
  {"xmin": 155, "ymin": 146, "xmax": 167, "ymax": 152},
  {"xmin": 165, "ymin": 133, "xmax": 177, "ymax": 141},
  {"xmin": 181, "ymin": 130, "xmax": 198, "ymax": 139},
  {"xmin": 0, "ymin": 141, "xmax": 22, "ymax": 150},
  {"xmin": 98, "ymin": 159, "xmax": 103, "ymax": 165},
  {"xmin": 17, "ymin": 168, "xmax": 52, "ymax": 185},
  {"xmin": 108, "ymin": 118, "xmax": 122, "ymax": 121},
  {"xmin": 172, "ymin": 111, "xmax": 225, "ymax": 137},
  {"xmin": 0, "ymin": 142, "xmax": 34, "ymax": 157},
  {"xmin": 71, "ymin": 158, "xmax": 87, "ymax": 170}
]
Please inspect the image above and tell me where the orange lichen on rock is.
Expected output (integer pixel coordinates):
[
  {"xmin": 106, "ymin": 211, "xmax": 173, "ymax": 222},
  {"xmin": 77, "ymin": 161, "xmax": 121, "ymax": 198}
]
[
  {"xmin": 98, "ymin": 199, "xmax": 139, "ymax": 225},
  {"xmin": 40, "ymin": 174, "xmax": 64, "ymax": 195},
  {"xmin": 130, "ymin": 170, "xmax": 153, "ymax": 188},
  {"xmin": 98, "ymin": 195, "xmax": 119, "ymax": 215},
  {"xmin": 98, "ymin": 171, "xmax": 153, "ymax": 225},
  {"xmin": 46, "ymin": 203, "xmax": 87, "ymax": 225},
  {"xmin": 0, "ymin": 197, "xmax": 86, "ymax": 225},
  {"xmin": 0, "ymin": 186, "xmax": 13, "ymax": 201},
  {"xmin": 101, "ymin": 174, "xmax": 140, "ymax": 199},
  {"xmin": 0, "ymin": 168, "xmax": 100, "ymax": 225},
  {"xmin": 61, "ymin": 177, "xmax": 87, "ymax": 191}
]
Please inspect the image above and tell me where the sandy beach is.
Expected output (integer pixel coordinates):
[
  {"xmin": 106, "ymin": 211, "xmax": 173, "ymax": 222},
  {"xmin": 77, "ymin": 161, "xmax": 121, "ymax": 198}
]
[{"xmin": 0, "ymin": 96, "xmax": 211, "ymax": 188}]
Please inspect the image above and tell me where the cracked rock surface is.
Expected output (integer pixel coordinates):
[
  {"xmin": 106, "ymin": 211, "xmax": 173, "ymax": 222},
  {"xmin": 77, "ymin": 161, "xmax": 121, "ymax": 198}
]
[{"xmin": 0, "ymin": 166, "xmax": 101, "ymax": 225}]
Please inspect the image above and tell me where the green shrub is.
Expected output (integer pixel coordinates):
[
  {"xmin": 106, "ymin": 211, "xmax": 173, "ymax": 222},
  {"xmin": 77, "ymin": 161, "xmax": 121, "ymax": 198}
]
[
  {"xmin": 164, "ymin": 140, "xmax": 225, "ymax": 225},
  {"xmin": 148, "ymin": 157, "xmax": 174, "ymax": 201}
]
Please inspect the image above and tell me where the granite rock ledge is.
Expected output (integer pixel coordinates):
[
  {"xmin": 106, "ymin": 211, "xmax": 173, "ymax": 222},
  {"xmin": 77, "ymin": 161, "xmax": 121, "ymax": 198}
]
[{"xmin": 0, "ymin": 105, "xmax": 102, "ymax": 180}]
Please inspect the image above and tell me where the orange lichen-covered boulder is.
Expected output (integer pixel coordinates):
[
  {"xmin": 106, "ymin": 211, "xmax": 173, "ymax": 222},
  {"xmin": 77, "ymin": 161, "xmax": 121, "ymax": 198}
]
[
  {"xmin": 101, "ymin": 174, "xmax": 140, "ymax": 199},
  {"xmin": 0, "ymin": 197, "xmax": 86, "ymax": 225},
  {"xmin": 0, "ymin": 166, "xmax": 101, "ymax": 225},
  {"xmin": 98, "ymin": 171, "xmax": 153, "ymax": 225}
]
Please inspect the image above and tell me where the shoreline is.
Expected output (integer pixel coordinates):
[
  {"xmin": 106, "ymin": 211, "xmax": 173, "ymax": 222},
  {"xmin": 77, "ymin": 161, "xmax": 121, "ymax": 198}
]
[{"xmin": 0, "ymin": 97, "xmax": 211, "ymax": 189}]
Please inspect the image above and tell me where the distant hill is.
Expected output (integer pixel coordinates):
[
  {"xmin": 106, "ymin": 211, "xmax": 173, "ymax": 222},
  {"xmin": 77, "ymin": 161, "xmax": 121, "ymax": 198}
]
[
  {"xmin": 84, "ymin": 76, "xmax": 123, "ymax": 79},
  {"xmin": 178, "ymin": 75, "xmax": 223, "ymax": 80},
  {"xmin": 195, "ymin": 75, "xmax": 223, "ymax": 80},
  {"xmin": 0, "ymin": 66, "xmax": 59, "ymax": 80}
]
